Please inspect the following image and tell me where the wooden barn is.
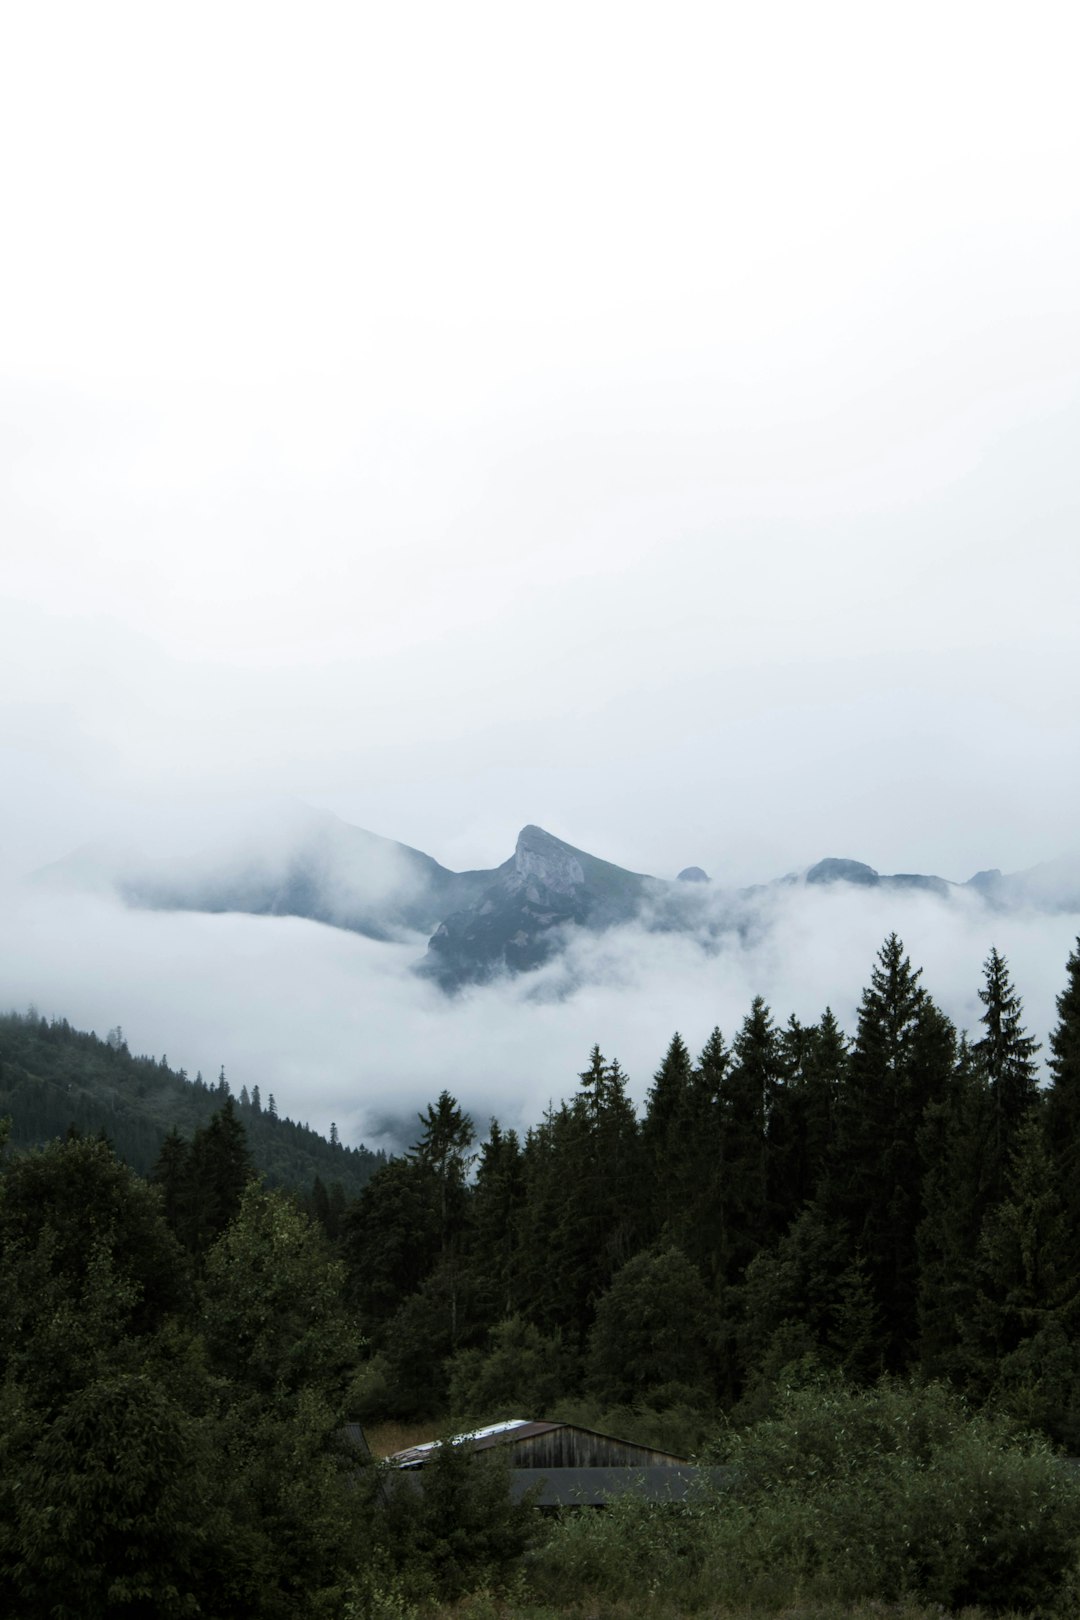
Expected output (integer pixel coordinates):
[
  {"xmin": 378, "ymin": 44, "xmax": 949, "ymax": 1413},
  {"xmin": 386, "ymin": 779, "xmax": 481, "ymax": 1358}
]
[{"xmin": 388, "ymin": 1418, "xmax": 717, "ymax": 1507}]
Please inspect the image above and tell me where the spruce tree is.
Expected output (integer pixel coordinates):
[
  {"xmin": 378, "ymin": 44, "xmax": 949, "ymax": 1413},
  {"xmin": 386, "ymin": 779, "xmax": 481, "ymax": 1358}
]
[
  {"xmin": 466, "ymin": 1119, "xmax": 525, "ymax": 1325},
  {"xmin": 718, "ymin": 997, "xmax": 783, "ymax": 1283},
  {"xmin": 641, "ymin": 1032, "xmax": 695, "ymax": 1237},
  {"xmin": 974, "ymin": 947, "xmax": 1041, "ymax": 1209},
  {"xmin": 1045, "ymin": 938, "xmax": 1080, "ymax": 1236},
  {"xmin": 833, "ymin": 935, "xmax": 956, "ymax": 1368}
]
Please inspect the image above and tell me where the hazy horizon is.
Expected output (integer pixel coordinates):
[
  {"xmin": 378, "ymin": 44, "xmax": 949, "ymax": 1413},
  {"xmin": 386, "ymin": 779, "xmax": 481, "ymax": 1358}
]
[{"xmin": 4, "ymin": 3, "xmax": 1078, "ymax": 1148}]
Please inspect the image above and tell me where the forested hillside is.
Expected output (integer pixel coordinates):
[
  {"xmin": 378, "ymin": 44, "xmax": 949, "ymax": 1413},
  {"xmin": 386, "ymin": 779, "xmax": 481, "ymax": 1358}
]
[
  {"xmin": 6, "ymin": 932, "xmax": 1080, "ymax": 1617},
  {"xmin": 344, "ymin": 933, "xmax": 1080, "ymax": 1452},
  {"xmin": 0, "ymin": 1010, "xmax": 383, "ymax": 1198}
]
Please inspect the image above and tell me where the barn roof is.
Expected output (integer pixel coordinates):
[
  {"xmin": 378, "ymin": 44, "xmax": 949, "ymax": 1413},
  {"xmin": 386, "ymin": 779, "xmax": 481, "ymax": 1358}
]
[
  {"xmin": 391, "ymin": 1419, "xmax": 558, "ymax": 1467},
  {"xmin": 389, "ymin": 1418, "xmax": 689, "ymax": 1468}
]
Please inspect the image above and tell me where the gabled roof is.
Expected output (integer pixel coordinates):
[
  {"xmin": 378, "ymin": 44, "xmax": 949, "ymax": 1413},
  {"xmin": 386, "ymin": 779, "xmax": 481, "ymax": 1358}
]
[
  {"xmin": 388, "ymin": 1417, "xmax": 690, "ymax": 1469},
  {"xmin": 391, "ymin": 1419, "xmax": 560, "ymax": 1468}
]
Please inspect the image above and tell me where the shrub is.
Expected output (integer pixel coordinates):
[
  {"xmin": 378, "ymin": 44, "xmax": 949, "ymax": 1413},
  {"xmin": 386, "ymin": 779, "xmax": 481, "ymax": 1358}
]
[
  {"xmin": 706, "ymin": 1376, "xmax": 1080, "ymax": 1613},
  {"xmin": 532, "ymin": 1377, "xmax": 1080, "ymax": 1615}
]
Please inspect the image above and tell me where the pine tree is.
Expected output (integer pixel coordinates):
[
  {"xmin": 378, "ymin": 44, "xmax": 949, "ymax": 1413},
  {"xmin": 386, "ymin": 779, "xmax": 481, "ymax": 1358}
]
[
  {"xmin": 717, "ymin": 997, "xmax": 784, "ymax": 1283},
  {"xmin": 410, "ymin": 1092, "xmax": 474, "ymax": 1241},
  {"xmin": 774, "ymin": 1008, "xmax": 846, "ymax": 1219},
  {"xmin": 151, "ymin": 1127, "xmax": 193, "ymax": 1240},
  {"xmin": 974, "ymin": 947, "xmax": 1040, "ymax": 1209},
  {"xmin": 832, "ymin": 935, "xmax": 957, "ymax": 1368},
  {"xmin": 517, "ymin": 1049, "xmax": 642, "ymax": 1342},
  {"xmin": 640, "ymin": 1032, "xmax": 695, "ymax": 1236},
  {"xmin": 916, "ymin": 1036, "xmax": 986, "ymax": 1379},
  {"xmin": 1045, "ymin": 938, "xmax": 1080, "ymax": 1237},
  {"xmin": 466, "ymin": 1120, "xmax": 525, "ymax": 1325},
  {"xmin": 187, "ymin": 1098, "xmax": 253, "ymax": 1254}
]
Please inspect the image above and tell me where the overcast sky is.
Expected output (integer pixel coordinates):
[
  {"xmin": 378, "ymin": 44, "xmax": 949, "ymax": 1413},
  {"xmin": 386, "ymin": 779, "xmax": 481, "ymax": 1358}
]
[{"xmin": 3, "ymin": 3, "xmax": 1079, "ymax": 1141}]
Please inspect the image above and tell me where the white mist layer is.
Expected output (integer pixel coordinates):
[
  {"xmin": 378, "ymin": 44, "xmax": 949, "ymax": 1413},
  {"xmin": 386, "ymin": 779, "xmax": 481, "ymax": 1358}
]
[{"xmin": 2, "ymin": 879, "xmax": 1078, "ymax": 1155}]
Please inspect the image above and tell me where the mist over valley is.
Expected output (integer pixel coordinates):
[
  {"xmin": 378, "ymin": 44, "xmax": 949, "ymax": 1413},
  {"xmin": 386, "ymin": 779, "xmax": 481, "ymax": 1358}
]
[{"xmin": 9, "ymin": 805, "xmax": 1080, "ymax": 1152}]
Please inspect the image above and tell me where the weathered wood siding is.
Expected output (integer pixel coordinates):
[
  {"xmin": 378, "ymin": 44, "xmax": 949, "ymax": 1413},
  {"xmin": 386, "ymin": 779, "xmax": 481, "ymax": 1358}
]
[{"xmin": 505, "ymin": 1429, "xmax": 686, "ymax": 1468}]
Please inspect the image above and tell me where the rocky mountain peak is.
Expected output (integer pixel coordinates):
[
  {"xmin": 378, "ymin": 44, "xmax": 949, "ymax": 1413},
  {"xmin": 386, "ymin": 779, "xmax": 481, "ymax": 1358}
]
[{"xmin": 513, "ymin": 825, "xmax": 585, "ymax": 896}]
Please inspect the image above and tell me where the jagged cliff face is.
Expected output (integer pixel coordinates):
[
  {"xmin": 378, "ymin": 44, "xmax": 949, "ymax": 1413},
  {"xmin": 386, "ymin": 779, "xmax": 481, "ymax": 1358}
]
[
  {"xmin": 513, "ymin": 824, "xmax": 586, "ymax": 896},
  {"xmin": 422, "ymin": 825, "xmax": 649, "ymax": 988}
]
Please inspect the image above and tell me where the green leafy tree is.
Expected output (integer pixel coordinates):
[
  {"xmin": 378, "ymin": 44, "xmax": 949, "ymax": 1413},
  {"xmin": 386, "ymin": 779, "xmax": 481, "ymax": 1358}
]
[
  {"xmin": 586, "ymin": 1245, "xmax": 716, "ymax": 1408},
  {"xmin": 0, "ymin": 1371, "xmax": 218, "ymax": 1619},
  {"xmin": 200, "ymin": 1182, "xmax": 360, "ymax": 1404},
  {"xmin": 448, "ymin": 1314, "xmax": 568, "ymax": 1419}
]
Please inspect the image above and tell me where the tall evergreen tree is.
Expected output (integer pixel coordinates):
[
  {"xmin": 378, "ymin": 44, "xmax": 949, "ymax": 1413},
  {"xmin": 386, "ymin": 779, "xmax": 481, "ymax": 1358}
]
[
  {"xmin": 717, "ymin": 997, "xmax": 784, "ymax": 1283},
  {"xmin": 466, "ymin": 1120, "xmax": 525, "ymax": 1325},
  {"xmin": 410, "ymin": 1091, "xmax": 474, "ymax": 1245},
  {"xmin": 641, "ymin": 1032, "xmax": 696, "ymax": 1236},
  {"xmin": 518, "ymin": 1049, "xmax": 642, "ymax": 1342},
  {"xmin": 1045, "ymin": 938, "xmax": 1080, "ymax": 1236},
  {"xmin": 772, "ymin": 1009, "xmax": 846, "ymax": 1226},
  {"xmin": 833, "ymin": 935, "xmax": 957, "ymax": 1368},
  {"xmin": 187, "ymin": 1097, "xmax": 253, "ymax": 1254},
  {"xmin": 916, "ymin": 1036, "xmax": 986, "ymax": 1379},
  {"xmin": 974, "ymin": 947, "xmax": 1041, "ymax": 1210}
]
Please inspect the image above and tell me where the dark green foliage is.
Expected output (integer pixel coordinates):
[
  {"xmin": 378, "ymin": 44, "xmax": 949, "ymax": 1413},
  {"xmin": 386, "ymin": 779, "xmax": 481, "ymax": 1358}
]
[
  {"xmin": 717, "ymin": 998, "xmax": 782, "ymax": 1281},
  {"xmin": 641, "ymin": 1032, "xmax": 696, "ymax": 1235},
  {"xmin": 772, "ymin": 1008, "xmax": 846, "ymax": 1220},
  {"xmin": 200, "ymin": 1182, "xmax": 360, "ymax": 1403},
  {"xmin": 966, "ymin": 1113, "xmax": 1080, "ymax": 1446},
  {"xmin": 0, "ymin": 1009, "xmax": 382, "ymax": 1198},
  {"xmin": 1046, "ymin": 937, "xmax": 1080, "ymax": 1235},
  {"xmin": 465, "ymin": 1119, "xmax": 526, "ymax": 1326},
  {"xmin": 975, "ymin": 946, "xmax": 1042, "ymax": 1209},
  {"xmin": 833, "ymin": 935, "xmax": 957, "ymax": 1366},
  {"xmin": 516, "ymin": 1048, "xmax": 644, "ymax": 1343},
  {"xmin": 340, "ymin": 1152, "xmax": 443, "ymax": 1326},
  {"xmin": 0, "ymin": 1133, "xmax": 189, "ymax": 1407},
  {"xmin": 372, "ymin": 1437, "xmax": 536, "ymax": 1604},
  {"xmin": 9, "ymin": 934, "xmax": 1080, "ymax": 1615},
  {"xmin": 448, "ymin": 1314, "xmax": 569, "ymax": 1419},
  {"xmin": 0, "ymin": 1371, "xmax": 215, "ymax": 1619},
  {"xmin": 737, "ymin": 1203, "xmax": 882, "ymax": 1417},
  {"xmin": 586, "ymin": 1245, "xmax": 715, "ymax": 1409},
  {"xmin": 708, "ymin": 1378, "xmax": 1080, "ymax": 1614}
]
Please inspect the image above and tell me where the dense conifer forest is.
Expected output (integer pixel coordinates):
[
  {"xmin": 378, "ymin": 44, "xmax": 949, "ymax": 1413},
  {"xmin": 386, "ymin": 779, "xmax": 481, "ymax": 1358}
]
[
  {"xmin": 6, "ymin": 932, "xmax": 1080, "ymax": 1617},
  {"xmin": 0, "ymin": 1010, "xmax": 384, "ymax": 1199}
]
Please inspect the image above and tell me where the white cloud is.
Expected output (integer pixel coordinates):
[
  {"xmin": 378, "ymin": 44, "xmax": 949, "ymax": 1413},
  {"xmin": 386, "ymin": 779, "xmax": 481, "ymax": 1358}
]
[{"xmin": 3, "ymin": 874, "xmax": 1076, "ymax": 1155}]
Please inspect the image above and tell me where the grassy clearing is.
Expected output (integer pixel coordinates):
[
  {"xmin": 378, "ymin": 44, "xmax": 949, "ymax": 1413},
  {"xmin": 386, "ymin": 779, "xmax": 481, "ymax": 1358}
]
[
  {"xmin": 365, "ymin": 1419, "xmax": 437, "ymax": 1457},
  {"xmin": 430, "ymin": 1601, "xmax": 1014, "ymax": 1620}
]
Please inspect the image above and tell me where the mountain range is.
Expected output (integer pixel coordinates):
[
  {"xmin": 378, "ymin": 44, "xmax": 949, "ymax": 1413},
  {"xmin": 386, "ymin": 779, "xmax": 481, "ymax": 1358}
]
[{"xmin": 36, "ymin": 808, "xmax": 1080, "ymax": 992}]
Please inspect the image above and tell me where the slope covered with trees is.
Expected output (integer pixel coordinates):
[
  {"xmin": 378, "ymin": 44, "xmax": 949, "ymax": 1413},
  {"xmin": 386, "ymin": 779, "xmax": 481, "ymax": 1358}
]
[
  {"xmin": 0, "ymin": 1010, "xmax": 383, "ymax": 1199},
  {"xmin": 6, "ymin": 935, "xmax": 1080, "ymax": 1616}
]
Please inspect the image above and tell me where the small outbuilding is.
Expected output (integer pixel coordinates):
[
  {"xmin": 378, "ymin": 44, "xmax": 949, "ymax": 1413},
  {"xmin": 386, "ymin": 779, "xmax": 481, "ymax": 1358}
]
[{"xmin": 389, "ymin": 1418, "xmax": 718, "ymax": 1507}]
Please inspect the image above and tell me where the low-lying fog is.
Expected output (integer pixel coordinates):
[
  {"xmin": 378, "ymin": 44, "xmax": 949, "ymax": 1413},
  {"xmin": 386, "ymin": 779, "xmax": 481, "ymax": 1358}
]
[{"xmin": 3, "ymin": 873, "xmax": 1077, "ymax": 1154}]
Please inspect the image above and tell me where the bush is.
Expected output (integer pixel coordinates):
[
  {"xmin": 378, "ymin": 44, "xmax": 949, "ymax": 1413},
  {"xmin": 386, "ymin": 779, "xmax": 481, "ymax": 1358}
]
[
  {"xmin": 369, "ymin": 1436, "xmax": 537, "ymax": 1605},
  {"xmin": 707, "ymin": 1377, "xmax": 1080, "ymax": 1613},
  {"xmin": 532, "ymin": 1377, "xmax": 1080, "ymax": 1615}
]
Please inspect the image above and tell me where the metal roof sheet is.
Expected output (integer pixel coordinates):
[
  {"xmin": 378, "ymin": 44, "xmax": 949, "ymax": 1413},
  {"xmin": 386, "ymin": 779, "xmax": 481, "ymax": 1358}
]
[
  {"xmin": 391, "ymin": 1419, "xmax": 561, "ymax": 1467},
  {"xmin": 388, "ymin": 1418, "xmax": 690, "ymax": 1468}
]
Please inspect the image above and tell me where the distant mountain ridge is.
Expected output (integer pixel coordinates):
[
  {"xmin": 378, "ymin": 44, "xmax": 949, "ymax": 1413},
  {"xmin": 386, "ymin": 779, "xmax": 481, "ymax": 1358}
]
[{"xmin": 34, "ymin": 808, "xmax": 1080, "ymax": 991}]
